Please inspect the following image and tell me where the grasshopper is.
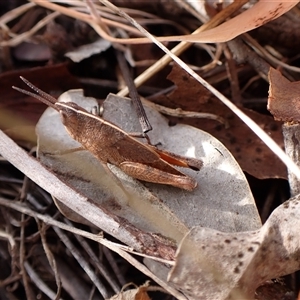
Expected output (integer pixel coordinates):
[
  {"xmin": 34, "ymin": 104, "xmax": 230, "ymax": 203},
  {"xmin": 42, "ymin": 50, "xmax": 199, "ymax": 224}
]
[{"xmin": 13, "ymin": 77, "xmax": 202, "ymax": 191}]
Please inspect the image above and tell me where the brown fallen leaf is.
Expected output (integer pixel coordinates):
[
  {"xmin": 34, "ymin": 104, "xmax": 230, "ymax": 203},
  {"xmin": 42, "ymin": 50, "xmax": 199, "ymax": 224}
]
[
  {"xmin": 268, "ymin": 67, "xmax": 300, "ymax": 123},
  {"xmin": 154, "ymin": 65, "xmax": 286, "ymax": 179}
]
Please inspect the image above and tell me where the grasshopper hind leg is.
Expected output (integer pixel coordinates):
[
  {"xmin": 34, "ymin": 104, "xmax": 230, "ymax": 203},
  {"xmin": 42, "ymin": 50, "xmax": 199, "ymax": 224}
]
[{"xmin": 119, "ymin": 162, "xmax": 197, "ymax": 191}]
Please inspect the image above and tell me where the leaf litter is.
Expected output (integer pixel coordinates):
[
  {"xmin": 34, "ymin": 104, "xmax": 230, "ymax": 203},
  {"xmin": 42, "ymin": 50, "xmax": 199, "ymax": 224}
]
[{"xmin": 0, "ymin": 1, "xmax": 300, "ymax": 299}]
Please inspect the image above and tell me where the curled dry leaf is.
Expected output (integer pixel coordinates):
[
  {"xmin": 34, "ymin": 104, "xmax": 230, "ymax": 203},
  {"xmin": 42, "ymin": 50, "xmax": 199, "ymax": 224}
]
[
  {"xmin": 169, "ymin": 195, "xmax": 300, "ymax": 299},
  {"xmin": 268, "ymin": 67, "xmax": 300, "ymax": 122}
]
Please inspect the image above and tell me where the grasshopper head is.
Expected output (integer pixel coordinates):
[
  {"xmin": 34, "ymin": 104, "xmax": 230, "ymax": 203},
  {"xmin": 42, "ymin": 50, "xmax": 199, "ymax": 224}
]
[{"xmin": 55, "ymin": 102, "xmax": 89, "ymax": 138}]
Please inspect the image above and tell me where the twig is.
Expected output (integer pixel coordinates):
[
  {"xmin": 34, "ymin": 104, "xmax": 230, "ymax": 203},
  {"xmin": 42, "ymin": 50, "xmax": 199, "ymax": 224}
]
[
  {"xmin": 141, "ymin": 97, "xmax": 229, "ymax": 127},
  {"xmin": 24, "ymin": 262, "xmax": 62, "ymax": 300},
  {"xmin": 116, "ymin": 50, "xmax": 152, "ymax": 133}
]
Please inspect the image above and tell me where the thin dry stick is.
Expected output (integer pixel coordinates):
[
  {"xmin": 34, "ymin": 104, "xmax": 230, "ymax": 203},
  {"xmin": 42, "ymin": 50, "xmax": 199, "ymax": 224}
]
[
  {"xmin": 116, "ymin": 50, "xmax": 152, "ymax": 133},
  {"xmin": 0, "ymin": 230, "xmax": 16, "ymax": 249},
  {"xmin": 64, "ymin": 217, "xmax": 121, "ymax": 293},
  {"xmin": 24, "ymin": 262, "xmax": 60, "ymax": 300},
  {"xmin": 102, "ymin": 246, "xmax": 127, "ymax": 286},
  {"xmin": 141, "ymin": 97, "xmax": 228, "ymax": 127},
  {"xmin": 52, "ymin": 225, "xmax": 110, "ymax": 298},
  {"xmin": 20, "ymin": 214, "xmax": 35, "ymax": 300},
  {"xmin": 99, "ymin": 0, "xmax": 300, "ymax": 180},
  {"xmin": 38, "ymin": 222, "xmax": 62, "ymax": 299}
]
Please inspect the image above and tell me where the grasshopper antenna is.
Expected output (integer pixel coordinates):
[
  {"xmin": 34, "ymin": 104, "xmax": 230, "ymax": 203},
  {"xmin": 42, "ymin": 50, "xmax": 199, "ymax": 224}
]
[{"xmin": 12, "ymin": 76, "xmax": 58, "ymax": 110}]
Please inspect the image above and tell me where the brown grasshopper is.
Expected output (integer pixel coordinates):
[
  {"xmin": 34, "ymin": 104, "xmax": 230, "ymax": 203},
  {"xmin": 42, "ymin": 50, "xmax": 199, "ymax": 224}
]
[{"xmin": 13, "ymin": 77, "xmax": 202, "ymax": 191}]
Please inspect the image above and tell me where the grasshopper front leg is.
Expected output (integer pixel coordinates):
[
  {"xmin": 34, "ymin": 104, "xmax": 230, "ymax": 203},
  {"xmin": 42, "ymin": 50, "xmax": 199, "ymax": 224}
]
[{"xmin": 119, "ymin": 162, "xmax": 197, "ymax": 191}]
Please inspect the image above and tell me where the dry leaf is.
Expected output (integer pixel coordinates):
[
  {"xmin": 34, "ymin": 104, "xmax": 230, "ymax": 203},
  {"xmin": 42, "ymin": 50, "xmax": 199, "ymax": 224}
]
[
  {"xmin": 36, "ymin": 91, "xmax": 261, "ymax": 242},
  {"xmin": 34, "ymin": 88, "xmax": 262, "ymax": 291},
  {"xmin": 168, "ymin": 195, "xmax": 300, "ymax": 299},
  {"xmin": 268, "ymin": 67, "xmax": 300, "ymax": 122}
]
